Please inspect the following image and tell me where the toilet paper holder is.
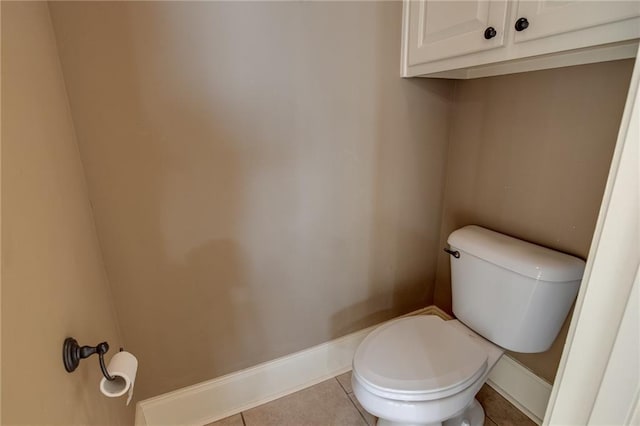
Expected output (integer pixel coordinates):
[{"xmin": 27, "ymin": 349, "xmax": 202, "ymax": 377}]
[{"xmin": 63, "ymin": 337, "xmax": 120, "ymax": 381}]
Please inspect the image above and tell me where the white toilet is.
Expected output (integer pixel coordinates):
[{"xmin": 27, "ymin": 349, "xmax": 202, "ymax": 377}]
[{"xmin": 351, "ymin": 225, "xmax": 585, "ymax": 426}]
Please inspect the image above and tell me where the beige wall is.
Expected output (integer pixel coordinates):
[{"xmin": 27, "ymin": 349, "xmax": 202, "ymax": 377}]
[
  {"xmin": 48, "ymin": 2, "xmax": 454, "ymax": 399},
  {"xmin": 1, "ymin": 2, "xmax": 131, "ymax": 425},
  {"xmin": 17, "ymin": 0, "xmax": 625, "ymax": 404},
  {"xmin": 434, "ymin": 60, "xmax": 634, "ymax": 383}
]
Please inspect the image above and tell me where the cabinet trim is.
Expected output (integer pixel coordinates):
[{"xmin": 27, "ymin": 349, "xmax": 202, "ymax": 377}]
[
  {"xmin": 421, "ymin": 41, "xmax": 638, "ymax": 80},
  {"xmin": 402, "ymin": 0, "xmax": 640, "ymax": 79}
]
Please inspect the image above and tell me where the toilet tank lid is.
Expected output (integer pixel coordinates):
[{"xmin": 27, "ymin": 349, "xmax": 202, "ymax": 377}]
[{"xmin": 448, "ymin": 225, "xmax": 586, "ymax": 283}]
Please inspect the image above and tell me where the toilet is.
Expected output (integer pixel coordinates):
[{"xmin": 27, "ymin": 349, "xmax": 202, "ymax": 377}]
[{"xmin": 351, "ymin": 225, "xmax": 585, "ymax": 426}]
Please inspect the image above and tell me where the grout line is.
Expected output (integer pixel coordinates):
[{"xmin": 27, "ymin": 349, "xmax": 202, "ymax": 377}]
[
  {"xmin": 484, "ymin": 409, "xmax": 499, "ymax": 426},
  {"xmin": 240, "ymin": 412, "xmax": 246, "ymax": 426},
  {"xmin": 335, "ymin": 374, "xmax": 350, "ymax": 395},
  {"xmin": 346, "ymin": 392, "xmax": 371, "ymax": 426},
  {"xmin": 334, "ymin": 372, "xmax": 370, "ymax": 426}
]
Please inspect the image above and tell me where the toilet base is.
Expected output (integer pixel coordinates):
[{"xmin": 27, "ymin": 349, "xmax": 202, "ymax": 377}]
[{"xmin": 375, "ymin": 398, "xmax": 485, "ymax": 426}]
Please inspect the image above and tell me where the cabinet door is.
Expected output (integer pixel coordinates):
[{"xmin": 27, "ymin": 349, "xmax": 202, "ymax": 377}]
[
  {"xmin": 406, "ymin": 0, "xmax": 509, "ymax": 66},
  {"xmin": 513, "ymin": 1, "xmax": 640, "ymax": 44}
]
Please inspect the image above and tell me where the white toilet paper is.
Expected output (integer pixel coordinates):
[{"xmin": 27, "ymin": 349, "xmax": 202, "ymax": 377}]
[{"xmin": 99, "ymin": 351, "xmax": 138, "ymax": 405}]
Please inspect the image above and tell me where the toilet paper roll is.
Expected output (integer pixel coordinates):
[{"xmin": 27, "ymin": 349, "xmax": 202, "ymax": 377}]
[{"xmin": 99, "ymin": 351, "xmax": 138, "ymax": 405}]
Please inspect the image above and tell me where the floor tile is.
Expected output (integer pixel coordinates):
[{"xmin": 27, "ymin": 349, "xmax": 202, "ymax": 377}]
[
  {"xmin": 242, "ymin": 379, "xmax": 366, "ymax": 426},
  {"xmin": 347, "ymin": 392, "xmax": 377, "ymax": 426},
  {"xmin": 336, "ymin": 371, "xmax": 353, "ymax": 394},
  {"xmin": 484, "ymin": 416, "xmax": 498, "ymax": 426},
  {"xmin": 476, "ymin": 385, "xmax": 537, "ymax": 426},
  {"xmin": 205, "ymin": 413, "xmax": 244, "ymax": 426}
]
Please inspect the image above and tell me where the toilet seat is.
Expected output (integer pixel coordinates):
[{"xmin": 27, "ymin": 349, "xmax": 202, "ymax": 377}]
[{"xmin": 353, "ymin": 315, "xmax": 488, "ymax": 402}]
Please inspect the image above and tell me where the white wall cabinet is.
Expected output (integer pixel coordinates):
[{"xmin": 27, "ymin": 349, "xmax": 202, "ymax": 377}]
[
  {"xmin": 406, "ymin": 1, "xmax": 508, "ymax": 64},
  {"xmin": 402, "ymin": 0, "xmax": 640, "ymax": 79}
]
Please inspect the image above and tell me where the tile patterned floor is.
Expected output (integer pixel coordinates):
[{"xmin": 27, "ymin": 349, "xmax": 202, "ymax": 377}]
[{"xmin": 207, "ymin": 371, "xmax": 536, "ymax": 426}]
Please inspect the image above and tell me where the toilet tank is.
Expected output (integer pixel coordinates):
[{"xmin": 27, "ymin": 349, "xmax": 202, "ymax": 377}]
[{"xmin": 447, "ymin": 225, "xmax": 585, "ymax": 353}]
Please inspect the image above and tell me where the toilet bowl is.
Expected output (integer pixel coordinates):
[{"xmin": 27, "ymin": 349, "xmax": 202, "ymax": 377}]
[
  {"xmin": 351, "ymin": 315, "xmax": 503, "ymax": 426},
  {"xmin": 351, "ymin": 225, "xmax": 585, "ymax": 426}
]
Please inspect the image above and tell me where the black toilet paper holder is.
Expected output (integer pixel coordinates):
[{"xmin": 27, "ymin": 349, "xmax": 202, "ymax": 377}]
[{"xmin": 63, "ymin": 337, "xmax": 119, "ymax": 381}]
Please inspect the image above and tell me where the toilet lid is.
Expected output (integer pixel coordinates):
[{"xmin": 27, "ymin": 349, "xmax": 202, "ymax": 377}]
[{"xmin": 353, "ymin": 315, "xmax": 488, "ymax": 401}]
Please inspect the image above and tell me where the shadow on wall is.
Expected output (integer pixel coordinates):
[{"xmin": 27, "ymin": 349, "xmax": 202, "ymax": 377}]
[
  {"xmin": 122, "ymin": 45, "xmax": 270, "ymax": 398},
  {"xmin": 329, "ymin": 78, "xmax": 454, "ymax": 337},
  {"xmin": 50, "ymin": 2, "xmax": 269, "ymax": 397},
  {"xmin": 110, "ymin": 100, "xmax": 268, "ymax": 397},
  {"xmin": 48, "ymin": 1, "xmax": 455, "ymax": 401},
  {"xmin": 330, "ymin": 6, "xmax": 454, "ymax": 337}
]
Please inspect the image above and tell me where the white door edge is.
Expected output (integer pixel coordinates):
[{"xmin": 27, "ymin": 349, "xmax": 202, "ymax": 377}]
[{"xmin": 544, "ymin": 46, "xmax": 640, "ymax": 425}]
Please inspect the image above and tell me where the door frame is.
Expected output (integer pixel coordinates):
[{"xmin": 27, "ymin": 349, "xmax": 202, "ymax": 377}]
[{"xmin": 544, "ymin": 46, "xmax": 640, "ymax": 424}]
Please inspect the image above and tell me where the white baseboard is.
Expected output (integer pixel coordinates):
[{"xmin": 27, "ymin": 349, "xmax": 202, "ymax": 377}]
[
  {"xmin": 136, "ymin": 321, "xmax": 370, "ymax": 426},
  {"xmin": 487, "ymin": 356, "xmax": 552, "ymax": 425},
  {"xmin": 136, "ymin": 305, "xmax": 551, "ymax": 426}
]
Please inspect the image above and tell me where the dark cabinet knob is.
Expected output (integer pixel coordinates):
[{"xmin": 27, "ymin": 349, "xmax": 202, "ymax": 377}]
[
  {"xmin": 484, "ymin": 27, "xmax": 497, "ymax": 39},
  {"xmin": 515, "ymin": 17, "xmax": 529, "ymax": 32}
]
